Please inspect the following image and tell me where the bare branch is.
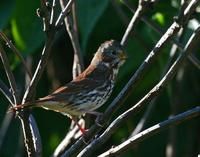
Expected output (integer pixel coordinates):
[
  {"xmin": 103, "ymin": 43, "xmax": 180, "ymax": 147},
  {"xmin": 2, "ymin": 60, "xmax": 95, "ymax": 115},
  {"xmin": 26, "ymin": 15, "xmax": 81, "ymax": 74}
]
[
  {"xmin": 99, "ymin": 106, "xmax": 200, "ymax": 157},
  {"xmin": 0, "ymin": 112, "xmax": 14, "ymax": 151},
  {"xmin": 50, "ymin": 0, "xmax": 56, "ymax": 25},
  {"xmin": 188, "ymin": 54, "xmax": 200, "ymax": 70},
  {"xmin": 18, "ymin": 113, "xmax": 42, "ymax": 157},
  {"xmin": 0, "ymin": 44, "xmax": 18, "ymax": 105},
  {"xmin": 0, "ymin": 79, "xmax": 14, "ymax": 104},
  {"xmin": 15, "ymin": 1, "xmax": 56, "ymax": 156},
  {"xmin": 131, "ymin": 28, "xmax": 184, "ymax": 137},
  {"xmin": 59, "ymin": 0, "xmax": 84, "ymax": 78},
  {"xmin": 121, "ymin": 0, "xmax": 153, "ymax": 46},
  {"xmin": 55, "ymin": 0, "xmax": 75, "ymax": 27},
  {"xmin": 53, "ymin": 119, "xmax": 85, "ymax": 157},
  {"xmin": 122, "ymin": 0, "xmax": 200, "ymax": 70},
  {"xmin": 0, "ymin": 34, "xmax": 41, "ymax": 157},
  {"xmin": 102, "ymin": 0, "xmax": 200, "ymax": 130},
  {"xmin": 22, "ymin": 31, "xmax": 55, "ymax": 103},
  {"xmin": 0, "ymin": 32, "xmax": 32, "ymax": 78},
  {"xmin": 39, "ymin": 0, "xmax": 51, "ymax": 32}
]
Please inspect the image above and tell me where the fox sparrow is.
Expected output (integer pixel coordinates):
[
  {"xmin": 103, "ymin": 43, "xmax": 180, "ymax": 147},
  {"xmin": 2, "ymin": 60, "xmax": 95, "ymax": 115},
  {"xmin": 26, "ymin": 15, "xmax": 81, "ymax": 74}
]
[{"xmin": 11, "ymin": 40, "xmax": 126, "ymax": 133}]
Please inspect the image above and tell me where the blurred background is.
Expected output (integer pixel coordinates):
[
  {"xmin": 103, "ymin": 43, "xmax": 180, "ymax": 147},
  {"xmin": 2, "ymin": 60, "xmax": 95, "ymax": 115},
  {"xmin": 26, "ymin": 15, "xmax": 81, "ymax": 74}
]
[{"xmin": 0, "ymin": 0, "xmax": 200, "ymax": 156}]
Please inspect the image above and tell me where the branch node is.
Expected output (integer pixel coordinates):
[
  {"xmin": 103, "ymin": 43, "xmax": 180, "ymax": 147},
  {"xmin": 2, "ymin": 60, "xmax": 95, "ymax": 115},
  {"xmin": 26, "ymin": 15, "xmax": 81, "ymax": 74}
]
[{"xmin": 36, "ymin": 8, "xmax": 45, "ymax": 18}]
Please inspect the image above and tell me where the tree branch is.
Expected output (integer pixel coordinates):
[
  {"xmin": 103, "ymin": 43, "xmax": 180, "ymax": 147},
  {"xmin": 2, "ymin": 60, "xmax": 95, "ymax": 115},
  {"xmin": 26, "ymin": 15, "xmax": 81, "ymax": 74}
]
[
  {"xmin": 101, "ymin": 0, "xmax": 199, "ymax": 133},
  {"xmin": 0, "ymin": 44, "xmax": 18, "ymax": 105},
  {"xmin": 0, "ymin": 79, "xmax": 14, "ymax": 104},
  {"xmin": 59, "ymin": 0, "xmax": 84, "ymax": 78},
  {"xmin": 53, "ymin": 119, "xmax": 85, "ymax": 157},
  {"xmin": 121, "ymin": 0, "xmax": 153, "ymax": 46},
  {"xmin": 99, "ymin": 106, "xmax": 200, "ymax": 157},
  {"xmin": 0, "ymin": 33, "xmax": 42, "ymax": 157},
  {"xmin": 122, "ymin": 0, "xmax": 200, "ymax": 70},
  {"xmin": 0, "ymin": 112, "xmax": 14, "ymax": 151},
  {"xmin": 55, "ymin": 0, "xmax": 75, "ymax": 27},
  {"xmin": 18, "ymin": 113, "xmax": 42, "ymax": 157},
  {"xmin": 0, "ymin": 32, "xmax": 32, "ymax": 79},
  {"xmin": 22, "ymin": 31, "xmax": 55, "ymax": 103}
]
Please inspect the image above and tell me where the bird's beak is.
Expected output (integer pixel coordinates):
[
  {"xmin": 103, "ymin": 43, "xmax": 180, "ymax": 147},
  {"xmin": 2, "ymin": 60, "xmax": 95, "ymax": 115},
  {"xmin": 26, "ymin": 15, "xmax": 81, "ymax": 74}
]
[{"xmin": 118, "ymin": 51, "xmax": 127, "ymax": 61}]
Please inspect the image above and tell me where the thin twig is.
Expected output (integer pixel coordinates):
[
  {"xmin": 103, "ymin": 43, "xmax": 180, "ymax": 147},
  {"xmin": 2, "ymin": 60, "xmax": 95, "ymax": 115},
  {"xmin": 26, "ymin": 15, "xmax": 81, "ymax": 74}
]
[
  {"xmin": 39, "ymin": 0, "xmax": 51, "ymax": 32},
  {"xmin": 59, "ymin": 0, "xmax": 84, "ymax": 78},
  {"xmin": 77, "ymin": 24, "xmax": 200, "ymax": 157},
  {"xmin": 165, "ymin": 24, "xmax": 185, "ymax": 157},
  {"xmin": 22, "ymin": 31, "xmax": 55, "ymax": 103},
  {"xmin": 17, "ymin": 1, "xmax": 55, "ymax": 156},
  {"xmin": 55, "ymin": 0, "xmax": 75, "ymax": 27},
  {"xmin": 102, "ymin": 0, "xmax": 199, "ymax": 130},
  {"xmin": 122, "ymin": 0, "xmax": 200, "ymax": 70},
  {"xmin": 71, "ymin": 2, "xmax": 84, "ymax": 77},
  {"xmin": 0, "ymin": 112, "xmax": 14, "ymax": 151},
  {"xmin": 121, "ymin": 0, "xmax": 153, "ymax": 46},
  {"xmin": 111, "ymin": 0, "xmax": 129, "ymax": 25},
  {"xmin": 18, "ymin": 0, "xmax": 75, "ymax": 155},
  {"xmin": 0, "ymin": 33, "xmax": 41, "ymax": 157},
  {"xmin": 18, "ymin": 113, "xmax": 42, "ymax": 157},
  {"xmin": 99, "ymin": 106, "xmax": 200, "ymax": 157},
  {"xmin": 53, "ymin": 119, "xmax": 85, "ymax": 157},
  {"xmin": 19, "ymin": 32, "xmax": 55, "ymax": 156},
  {"xmin": 188, "ymin": 54, "xmax": 200, "ymax": 70},
  {"xmin": 0, "ymin": 79, "xmax": 14, "ymax": 104},
  {"xmin": 50, "ymin": 0, "xmax": 56, "ymax": 25},
  {"xmin": 0, "ymin": 44, "xmax": 18, "ymax": 105},
  {"xmin": 131, "ymin": 28, "xmax": 184, "ymax": 137},
  {"xmin": 0, "ymin": 32, "xmax": 32, "ymax": 78}
]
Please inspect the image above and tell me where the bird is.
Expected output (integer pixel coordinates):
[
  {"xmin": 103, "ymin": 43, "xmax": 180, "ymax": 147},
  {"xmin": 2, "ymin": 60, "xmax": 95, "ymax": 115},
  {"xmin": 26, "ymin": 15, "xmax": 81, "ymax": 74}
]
[{"xmin": 10, "ymin": 40, "xmax": 127, "ymax": 133}]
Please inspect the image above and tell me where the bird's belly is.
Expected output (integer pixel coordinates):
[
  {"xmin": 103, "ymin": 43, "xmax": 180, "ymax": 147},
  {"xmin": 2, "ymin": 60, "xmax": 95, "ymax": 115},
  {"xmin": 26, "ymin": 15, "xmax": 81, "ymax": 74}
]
[{"xmin": 41, "ymin": 101, "xmax": 83, "ymax": 117}]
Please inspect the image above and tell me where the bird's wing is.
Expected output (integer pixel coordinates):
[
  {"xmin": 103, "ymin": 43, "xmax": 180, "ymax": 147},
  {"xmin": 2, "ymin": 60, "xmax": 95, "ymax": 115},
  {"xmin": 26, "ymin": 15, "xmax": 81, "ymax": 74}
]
[{"xmin": 37, "ymin": 78, "xmax": 103, "ymax": 103}]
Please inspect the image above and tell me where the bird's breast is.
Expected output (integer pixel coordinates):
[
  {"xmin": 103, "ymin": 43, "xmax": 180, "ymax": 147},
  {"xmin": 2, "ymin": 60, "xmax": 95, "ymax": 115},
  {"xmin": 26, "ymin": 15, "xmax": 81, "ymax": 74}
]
[{"xmin": 76, "ymin": 80, "xmax": 114, "ymax": 112}]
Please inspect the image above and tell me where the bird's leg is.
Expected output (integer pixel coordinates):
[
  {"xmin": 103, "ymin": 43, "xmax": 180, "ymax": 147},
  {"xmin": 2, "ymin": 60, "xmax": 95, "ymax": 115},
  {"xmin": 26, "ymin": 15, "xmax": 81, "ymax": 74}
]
[
  {"xmin": 84, "ymin": 111, "xmax": 104, "ymax": 127},
  {"xmin": 71, "ymin": 116, "xmax": 86, "ymax": 134},
  {"xmin": 70, "ymin": 117, "xmax": 90, "ymax": 144}
]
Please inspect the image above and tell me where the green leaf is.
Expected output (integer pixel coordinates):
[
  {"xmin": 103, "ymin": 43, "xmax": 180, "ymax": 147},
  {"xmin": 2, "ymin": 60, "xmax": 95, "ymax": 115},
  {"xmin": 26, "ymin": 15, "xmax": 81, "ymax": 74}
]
[
  {"xmin": 77, "ymin": 0, "xmax": 109, "ymax": 49},
  {"xmin": 0, "ymin": 0, "xmax": 15, "ymax": 29},
  {"xmin": 152, "ymin": 12, "xmax": 165, "ymax": 26},
  {"xmin": 11, "ymin": 0, "xmax": 44, "ymax": 54}
]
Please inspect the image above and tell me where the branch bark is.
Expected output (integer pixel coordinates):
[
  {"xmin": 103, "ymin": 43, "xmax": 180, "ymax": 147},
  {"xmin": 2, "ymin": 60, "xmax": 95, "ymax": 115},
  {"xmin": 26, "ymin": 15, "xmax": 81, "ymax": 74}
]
[
  {"xmin": 0, "ymin": 44, "xmax": 18, "ymax": 105},
  {"xmin": 122, "ymin": 0, "xmax": 200, "ymax": 70},
  {"xmin": 55, "ymin": 0, "xmax": 75, "ymax": 27},
  {"xmin": 0, "ymin": 32, "xmax": 32, "ymax": 79},
  {"xmin": 99, "ymin": 106, "xmax": 200, "ymax": 157},
  {"xmin": 0, "ymin": 79, "xmax": 14, "ymax": 104}
]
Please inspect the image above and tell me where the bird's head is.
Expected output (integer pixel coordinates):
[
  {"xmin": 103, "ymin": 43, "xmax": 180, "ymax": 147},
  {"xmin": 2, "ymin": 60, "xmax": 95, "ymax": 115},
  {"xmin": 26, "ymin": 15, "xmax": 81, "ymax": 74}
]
[{"xmin": 91, "ymin": 40, "xmax": 127, "ymax": 69}]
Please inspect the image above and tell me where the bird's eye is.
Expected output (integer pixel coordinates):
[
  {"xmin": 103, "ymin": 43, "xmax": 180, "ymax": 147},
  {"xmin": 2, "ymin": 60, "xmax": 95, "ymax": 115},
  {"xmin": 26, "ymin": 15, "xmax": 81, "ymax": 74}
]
[{"xmin": 110, "ymin": 50, "xmax": 117, "ymax": 56}]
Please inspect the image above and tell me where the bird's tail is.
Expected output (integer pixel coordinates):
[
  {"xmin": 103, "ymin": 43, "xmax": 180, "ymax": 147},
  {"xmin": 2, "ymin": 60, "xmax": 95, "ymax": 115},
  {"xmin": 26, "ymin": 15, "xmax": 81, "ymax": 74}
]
[{"xmin": 7, "ymin": 102, "xmax": 39, "ymax": 113}]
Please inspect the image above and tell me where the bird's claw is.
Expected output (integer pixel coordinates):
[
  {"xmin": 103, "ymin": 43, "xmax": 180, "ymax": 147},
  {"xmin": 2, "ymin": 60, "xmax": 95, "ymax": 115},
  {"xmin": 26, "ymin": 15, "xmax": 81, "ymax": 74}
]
[{"xmin": 95, "ymin": 114, "xmax": 104, "ymax": 128}]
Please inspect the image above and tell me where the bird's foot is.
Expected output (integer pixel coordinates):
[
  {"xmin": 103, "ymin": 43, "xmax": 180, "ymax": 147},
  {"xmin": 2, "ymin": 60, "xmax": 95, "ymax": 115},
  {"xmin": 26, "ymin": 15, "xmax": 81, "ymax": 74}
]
[
  {"xmin": 82, "ymin": 132, "xmax": 90, "ymax": 144},
  {"xmin": 95, "ymin": 113, "xmax": 104, "ymax": 128}
]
